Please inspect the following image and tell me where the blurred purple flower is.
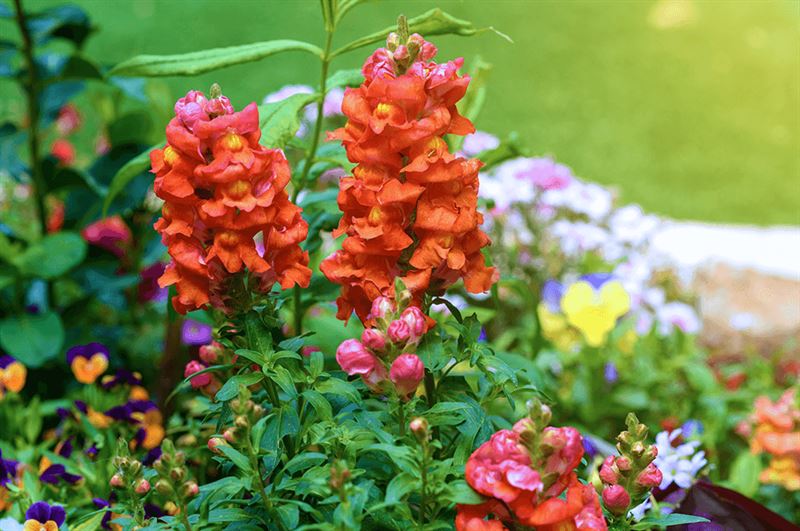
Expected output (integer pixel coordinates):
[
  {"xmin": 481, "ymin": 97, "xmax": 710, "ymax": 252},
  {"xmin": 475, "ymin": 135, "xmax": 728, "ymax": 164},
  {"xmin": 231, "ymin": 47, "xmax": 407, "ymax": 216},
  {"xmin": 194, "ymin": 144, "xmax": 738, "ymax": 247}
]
[
  {"xmin": 523, "ymin": 157, "xmax": 574, "ymax": 191},
  {"xmin": 181, "ymin": 319, "xmax": 212, "ymax": 346},
  {"xmin": 541, "ymin": 280, "xmax": 564, "ymax": 313},
  {"xmin": 322, "ymin": 87, "xmax": 345, "ymax": 117},
  {"xmin": 581, "ymin": 273, "xmax": 614, "ymax": 289},
  {"xmin": 682, "ymin": 419, "xmax": 704, "ymax": 438},
  {"xmin": 462, "ymin": 131, "xmax": 499, "ymax": 157},
  {"xmin": 139, "ymin": 262, "xmax": 167, "ymax": 303},
  {"xmin": 604, "ymin": 362, "xmax": 619, "ymax": 384}
]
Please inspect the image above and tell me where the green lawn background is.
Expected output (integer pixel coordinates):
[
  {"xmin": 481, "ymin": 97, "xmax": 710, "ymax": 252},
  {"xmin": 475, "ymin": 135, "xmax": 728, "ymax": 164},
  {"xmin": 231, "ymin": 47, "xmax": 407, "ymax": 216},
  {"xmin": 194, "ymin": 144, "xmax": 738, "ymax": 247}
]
[{"xmin": 3, "ymin": 0, "xmax": 798, "ymax": 225}]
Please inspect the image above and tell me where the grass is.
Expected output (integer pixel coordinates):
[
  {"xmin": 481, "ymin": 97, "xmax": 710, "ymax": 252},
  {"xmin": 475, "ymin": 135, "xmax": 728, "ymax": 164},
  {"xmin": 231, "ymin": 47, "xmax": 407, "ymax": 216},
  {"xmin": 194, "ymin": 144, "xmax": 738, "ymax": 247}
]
[{"xmin": 2, "ymin": 0, "xmax": 798, "ymax": 225}]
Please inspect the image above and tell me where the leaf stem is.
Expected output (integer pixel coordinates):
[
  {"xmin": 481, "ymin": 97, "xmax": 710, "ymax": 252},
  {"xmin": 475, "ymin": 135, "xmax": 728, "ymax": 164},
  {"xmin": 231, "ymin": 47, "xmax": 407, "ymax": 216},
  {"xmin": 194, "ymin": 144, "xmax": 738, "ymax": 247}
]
[{"xmin": 291, "ymin": 10, "xmax": 336, "ymax": 336}]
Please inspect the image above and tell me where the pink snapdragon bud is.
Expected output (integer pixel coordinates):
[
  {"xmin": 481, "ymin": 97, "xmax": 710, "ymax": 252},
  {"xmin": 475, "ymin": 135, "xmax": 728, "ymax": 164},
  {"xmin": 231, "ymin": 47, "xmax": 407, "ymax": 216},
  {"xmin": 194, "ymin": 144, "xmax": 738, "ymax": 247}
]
[
  {"xmin": 207, "ymin": 437, "xmax": 225, "ymax": 454},
  {"xmin": 82, "ymin": 216, "xmax": 132, "ymax": 257},
  {"xmin": 400, "ymin": 306, "xmax": 427, "ymax": 341},
  {"xmin": 109, "ymin": 473, "xmax": 124, "ymax": 488},
  {"xmin": 56, "ymin": 104, "xmax": 81, "ymax": 135},
  {"xmin": 174, "ymin": 90, "xmax": 208, "ymax": 128},
  {"xmin": 336, "ymin": 339, "xmax": 377, "ymax": 375},
  {"xmin": 361, "ymin": 329, "xmax": 387, "ymax": 351},
  {"xmin": 541, "ymin": 426, "xmax": 584, "ymax": 479},
  {"xmin": 362, "ymin": 362, "xmax": 388, "ymax": 392},
  {"xmin": 615, "ymin": 456, "xmax": 632, "ymax": 471},
  {"xmin": 183, "ymin": 481, "xmax": 200, "ymax": 497},
  {"xmin": 134, "ymin": 478, "xmax": 151, "ymax": 494},
  {"xmin": 301, "ymin": 345, "xmax": 321, "ymax": 357},
  {"xmin": 392, "ymin": 45, "xmax": 409, "ymax": 61},
  {"xmin": 636, "ymin": 462, "xmax": 663, "ymax": 488},
  {"xmin": 199, "ymin": 341, "xmax": 223, "ymax": 364},
  {"xmin": 599, "ymin": 455, "xmax": 620, "ymax": 484},
  {"xmin": 387, "ymin": 319, "xmax": 412, "ymax": 344},
  {"xmin": 602, "ymin": 484, "xmax": 631, "ymax": 515},
  {"xmin": 369, "ymin": 296, "xmax": 395, "ymax": 321},
  {"xmin": 184, "ymin": 360, "xmax": 211, "ymax": 389},
  {"xmin": 409, "ymin": 417, "xmax": 429, "ymax": 439},
  {"xmin": 389, "ymin": 353, "xmax": 424, "ymax": 397}
]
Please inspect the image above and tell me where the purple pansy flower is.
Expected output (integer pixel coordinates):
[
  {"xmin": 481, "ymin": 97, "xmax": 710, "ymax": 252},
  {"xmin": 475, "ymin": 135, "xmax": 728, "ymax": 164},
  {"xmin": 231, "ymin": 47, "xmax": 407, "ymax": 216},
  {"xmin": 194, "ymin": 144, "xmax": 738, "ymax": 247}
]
[
  {"xmin": 0, "ymin": 450, "xmax": 19, "ymax": 486},
  {"xmin": 580, "ymin": 273, "xmax": 615, "ymax": 289},
  {"xmin": 181, "ymin": 319, "xmax": 213, "ymax": 346},
  {"xmin": 25, "ymin": 501, "xmax": 66, "ymax": 527},
  {"xmin": 101, "ymin": 369, "xmax": 143, "ymax": 390},
  {"xmin": 604, "ymin": 362, "xmax": 619, "ymax": 384}
]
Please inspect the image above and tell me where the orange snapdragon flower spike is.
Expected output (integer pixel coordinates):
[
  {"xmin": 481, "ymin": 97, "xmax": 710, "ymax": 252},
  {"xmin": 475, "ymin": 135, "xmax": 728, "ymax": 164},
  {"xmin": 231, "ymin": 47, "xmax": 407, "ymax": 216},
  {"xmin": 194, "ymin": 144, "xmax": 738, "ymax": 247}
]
[
  {"xmin": 321, "ymin": 32, "xmax": 498, "ymax": 322},
  {"xmin": 151, "ymin": 88, "xmax": 311, "ymax": 313}
]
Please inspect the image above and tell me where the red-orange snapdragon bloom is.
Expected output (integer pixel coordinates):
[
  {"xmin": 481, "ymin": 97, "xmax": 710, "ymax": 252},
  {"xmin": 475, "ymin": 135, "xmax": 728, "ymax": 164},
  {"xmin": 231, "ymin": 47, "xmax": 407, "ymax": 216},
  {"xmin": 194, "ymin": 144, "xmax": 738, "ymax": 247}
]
[
  {"xmin": 151, "ymin": 88, "xmax": 311, "ymax": 313},
  {"xmin": 457, "ymin": 402, "xmax": 607, "ymax": 530},
  {"xmin": 321, "ymin": 31, "xmax": 497, "ymax": 322}
]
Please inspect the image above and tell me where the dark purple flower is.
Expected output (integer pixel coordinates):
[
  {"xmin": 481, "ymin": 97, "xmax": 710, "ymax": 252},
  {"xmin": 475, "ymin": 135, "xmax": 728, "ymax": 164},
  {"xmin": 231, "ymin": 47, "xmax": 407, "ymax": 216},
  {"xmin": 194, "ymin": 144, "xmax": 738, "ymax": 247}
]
[
  {"xmin": 85, "ymin": 444, "xmax": 99, "ymax": 458},
  {"xmin": 143, "ymin": 446, "xmax": 162, "ymax": 466},
  {"xmin": 56, "ymin": 407, "xmax": 71, "ymax": 419},
  {"xmin": 66, "ymin": 342, "xmax": 109, "ymax": 365},
  {"xmin": 541, "ymin": 280, "xmax": 564, "ymax": 313},
  {"xmin": 181, "ymin": 319, "xmax": 213, "ymax": 346},
  {"xmin": 139, "ymin": 262, "xmax": 168, "ymax": 303},
  {"xmin": 0, "ymin": 449, "xmax": 19, "ymax": 486},
  {"xmin": 144, "ymin": 503, "xmax": 165, "ymax": 519},
  {"xmin": 478, "ymin": 328, "xmax": 488, "ymax": 343},
  {"xmin": 0, "ymin": 355, "xmax": 16, "ymax": 369},
  {"xmin": 93, "ymin": 496, "xmax": 116, "ymax": 529},
  {"xmin": 74, "ymin": 400, "xmax": 89, "ymax": 414},
  {"xmin": 604, "ymin": 362, "xmax": 619, "ymax": 384},
  {"xmin": 39, "ymin": 463, "xmax": 82, "ymax": 485},
  {"xmin": 101, "ymin": 369, "xmax": 143, "ymax": 390},
  {"xmin": 25, "ymin": 501, "xmax": 66, "ymax": 527}
]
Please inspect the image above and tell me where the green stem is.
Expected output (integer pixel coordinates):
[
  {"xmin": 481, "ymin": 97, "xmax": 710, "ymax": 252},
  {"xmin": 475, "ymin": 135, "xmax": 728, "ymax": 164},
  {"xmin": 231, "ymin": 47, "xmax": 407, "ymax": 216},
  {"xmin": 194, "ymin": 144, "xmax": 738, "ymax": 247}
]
[
  {"xmin": 418, "ymin": 441, "xmax": 429, "ymax": 527},
  {"xmin": 290, "ymin": 17, "xmax": 335, "ymax": 337},
  {"xmin": 245, "ymin": 433, "xmax": 285, "ymax": 531},
  {"xmin": 14, "ymin": 0, "xmax": 52, "ymax": 305},
  {"xmin": 180, "ymin": 509, "xmax": 192, "ymax": 531}
]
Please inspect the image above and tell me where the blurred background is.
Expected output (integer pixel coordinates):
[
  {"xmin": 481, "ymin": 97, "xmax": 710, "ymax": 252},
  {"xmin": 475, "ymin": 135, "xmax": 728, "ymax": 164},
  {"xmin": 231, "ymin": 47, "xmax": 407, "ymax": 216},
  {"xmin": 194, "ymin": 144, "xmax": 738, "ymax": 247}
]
[{"xmin": 1, "ymin": 0, "xmax": 798, "ymax": 225}]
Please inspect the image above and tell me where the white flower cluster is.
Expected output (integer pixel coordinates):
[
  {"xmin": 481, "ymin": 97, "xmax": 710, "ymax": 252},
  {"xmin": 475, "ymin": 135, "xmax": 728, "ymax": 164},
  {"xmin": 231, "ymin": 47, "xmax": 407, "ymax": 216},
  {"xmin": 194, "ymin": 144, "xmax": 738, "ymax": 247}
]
[{"xmin": 468, "ymin": 130, "xmax": 701, "ymax": 337}]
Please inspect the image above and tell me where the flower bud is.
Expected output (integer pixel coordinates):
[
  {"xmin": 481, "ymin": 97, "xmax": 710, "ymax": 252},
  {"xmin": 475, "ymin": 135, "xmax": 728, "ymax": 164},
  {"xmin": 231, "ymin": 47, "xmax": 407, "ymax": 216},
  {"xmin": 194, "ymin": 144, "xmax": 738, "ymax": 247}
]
[
  {"xmin": 386, "ymin": 32, "xmax": 401, "ymax": 51},
  {"xmin": 170, "ymin": 467, "xmax": 186, "ymax": 482},
  {"xmin": 369, "ymin": 296, "xmax": 395, "ymax": 321},
  {"xmin": 184, "ymin": 360, "xmax": 211, "ymax": 389},
  {"xmin": 164, "ymin": 501, "xmax": 180, "ymax": 516},
  {"xmin": 635, "ymin": 463, "xmax": 663, "ymax": 489},
  {"xmin": 155, "ymin": 479, "xmax": 173, "ymax": 495},
  {"xmin": 199, "ymin": 341, "xmax": 223, "ymax": 364},
  {"xmin": 361, "ymin": 329, "xmax": 387, "ymax": 351},
  {"xmin": 409, "ymin": 417, "xmax": 429, "ymax": 441},
  {"xmin": 177, "ymin": 433, "xmax": 197, "ymax": 447},
  {"xmin": 400, "ymin": 306, "xmax": 427, "ymax": 340},
  {"xmin": 223, "ymin": 428, "xmax": 237, "ymax": 444},
  {"xmin": 207, "ymin": 437, "xmax": 225, "ymax": 454},
  {"xmin": 110, "ymin": 473, "xmax": 124, "ymax": 488},
  {"xmin": 387, "ymin": 319, "xmax": 412, "ymax": 344},
  {"xmin": 134, "ymin": 479, "xmax": 151, "ymax": 494},
  {"xmin": 615, "ymin": 456, "xmax": 632, "ymax": 472},
  {"xmin": 644, "ymin": 444, "xmax": 658, "ymax": 462},
  {"xmin": 392, "ymin": 45, "xmax": 409, "ymax": 61},
  {"xmin": 182, "ymin": 481, "xmax": 200, "ymax": 498},
  {"xmin": 599, "ymin": 456, "xmax": 619, "ymax": 485},
  {"xmin": 602, "ymin": 484, "xmax": 631, "ymax": 515},
  {"xmin": 235, "ymin": 415, "xmax": 249, "ymax": 429},
  {"xmin": 128, "ymin": 461, "xmax": 142, "ymax": 477},
  {"xmin": 631, "ymin": 441, "xmax": 646, "ymax": 458},
  {"xmin": 389, "ymin": 354, "xmax": 424, "ymax": 397},
  {"xmin": 335, "ymin": 339, "xmax": 377, "ymax": 375}
]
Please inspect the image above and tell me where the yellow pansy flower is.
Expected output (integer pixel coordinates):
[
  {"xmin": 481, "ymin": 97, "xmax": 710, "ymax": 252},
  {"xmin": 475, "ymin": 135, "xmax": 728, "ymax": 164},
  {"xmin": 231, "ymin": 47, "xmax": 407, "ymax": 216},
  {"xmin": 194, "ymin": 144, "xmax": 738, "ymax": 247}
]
[{"xmin": 560, "ymin": 280, "xmax": 631, "ymax": 347}]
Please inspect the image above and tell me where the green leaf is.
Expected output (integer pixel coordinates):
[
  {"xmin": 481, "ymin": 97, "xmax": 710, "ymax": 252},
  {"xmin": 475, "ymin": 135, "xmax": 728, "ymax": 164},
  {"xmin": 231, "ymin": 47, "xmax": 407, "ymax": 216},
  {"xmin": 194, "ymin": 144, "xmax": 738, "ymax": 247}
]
[
  {"xmin": 13, "ymin": 231, "xmax": 87, "ymax": 279},
  {"xmin": 443, "ymin": 480, "xmax": 486, "ymax": 504},
  {"xmin": 315, "ymin": 377, "xmax": 361, "ymax": 404},
  {"xmin": 275, "ymin": 504, "xmax": 299, "ymax": 530},
  {"xmin": 632, "ymin": 513, "xmax": 710, "ymax": 529},
  {"xmin": 215, "ymin": 372, "xmax": 265, "ymax": 402},
  {"xmin": 724, "ymin": 451, "xmax": 762, "ymax": 497},
  {"xmin": 301, "ymin": 389, "xmax": 332, "ymax": 421},
  {"xmin": 424, "ymin": 401, "xmax": 470, "ymax": 427},
  {"xmin": 69, "ymin": 511, "xmax": 106, "ymax": 531},
  {"xmin": 217, "ymin": 444, "xmax": 252, "ymax": 473},
  {"xmin": 109, "ymin": 40, "xmax": 323, "ymax": 77},
  {"xmin": 326, "ymin": 68, "xmax": 363, "ymax": 89},
  {"xmin": 102, "ymin": 146, "xmax": 155, "ymax": 216},
  {"xmin": 332, "ymin": 9, "xmax": 509, "ymax": 58},
  {"xmin": 284, "ymin": 452, "xmax": 327, "ymax": 474},
  {"xmin": 258, "ymin": 92, "xmax": 318, "ymax": 149},
  {"xmin": 385, "ymin": 472, "xmax": 417, "ymax": 505},
  {"xmin": 0, "ymin": 312, "xmax": 64, "ymax": 367}
]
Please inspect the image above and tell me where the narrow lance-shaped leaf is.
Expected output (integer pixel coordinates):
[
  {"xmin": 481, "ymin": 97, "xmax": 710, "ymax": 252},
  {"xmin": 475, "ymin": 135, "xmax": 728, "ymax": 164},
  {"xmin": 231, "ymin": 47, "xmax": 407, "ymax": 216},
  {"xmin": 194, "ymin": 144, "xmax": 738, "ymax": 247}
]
[
  {"xmin": 109, "ymin": 40, "xmax": 323, "ymax": 77},
  {"xmin": 102, "ymin": 145, "xmax": 157, "ymax": 216},
  {"xmin": 332, "ymin": 8, "xmax": 511, "ymax": 58}
]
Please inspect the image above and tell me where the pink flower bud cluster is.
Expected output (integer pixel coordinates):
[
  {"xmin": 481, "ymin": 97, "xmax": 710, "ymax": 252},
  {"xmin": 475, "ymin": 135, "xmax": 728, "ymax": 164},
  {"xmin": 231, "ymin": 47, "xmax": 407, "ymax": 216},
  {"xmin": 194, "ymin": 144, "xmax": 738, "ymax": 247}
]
[
  {"xmin": 183, "ymin": 341, "xmax": 227, "ymax": 395},
  {"xmin": 599, "ymin": 413, "xmax": 663, "ymax": 516},
  {"xmin": 335, "ymin": 296, "xmax": 428, "ymax": 399}
]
